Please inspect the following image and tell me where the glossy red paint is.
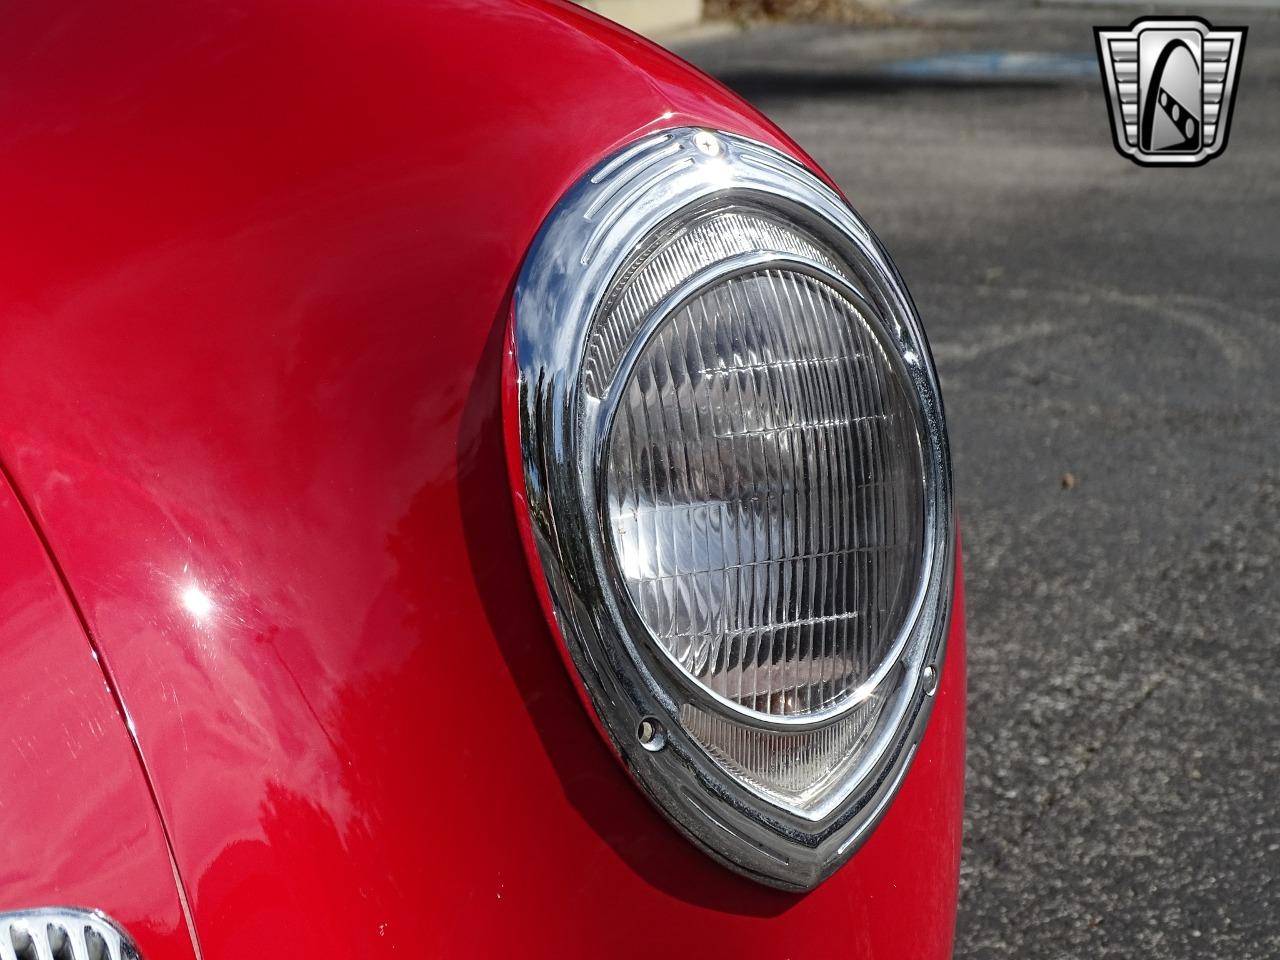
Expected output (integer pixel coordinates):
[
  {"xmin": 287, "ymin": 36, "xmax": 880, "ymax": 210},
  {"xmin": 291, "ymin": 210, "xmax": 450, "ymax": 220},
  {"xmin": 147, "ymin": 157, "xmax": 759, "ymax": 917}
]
[
  {"xmin": 0, "ymin": 1, "xmax": 964, "ymax": 957},
  {"xmin": 0, "ymin": 470, "xmax": 197, "ymax": 960}
]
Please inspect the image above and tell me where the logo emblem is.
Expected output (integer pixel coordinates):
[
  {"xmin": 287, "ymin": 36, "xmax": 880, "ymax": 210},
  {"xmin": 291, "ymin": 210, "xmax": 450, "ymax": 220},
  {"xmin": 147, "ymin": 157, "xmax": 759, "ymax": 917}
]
[{"xmin": 1095, "ymin": 17, "xmax": 1246, "ymax": 166}]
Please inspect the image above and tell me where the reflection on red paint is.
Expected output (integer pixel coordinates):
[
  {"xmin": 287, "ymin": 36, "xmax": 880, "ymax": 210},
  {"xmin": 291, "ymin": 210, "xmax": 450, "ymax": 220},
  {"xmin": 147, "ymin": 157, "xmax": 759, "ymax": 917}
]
[{"xmin": 0, "ymin": 471, "xmax": 196, "ymax": 960}]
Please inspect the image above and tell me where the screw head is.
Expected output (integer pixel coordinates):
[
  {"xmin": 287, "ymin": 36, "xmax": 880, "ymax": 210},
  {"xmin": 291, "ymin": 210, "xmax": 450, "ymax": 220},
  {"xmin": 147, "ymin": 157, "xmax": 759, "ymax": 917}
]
[
  {"xmin": 637, "ymin": 717, "xmax": 667, "ymax": 751},
  {"xmin": 922, "ymin": 665, "xmax": 939, "ymax": 696},
  {"xmin": 693, "ymin": 130, "xmax": 722, "ymax": 157}
]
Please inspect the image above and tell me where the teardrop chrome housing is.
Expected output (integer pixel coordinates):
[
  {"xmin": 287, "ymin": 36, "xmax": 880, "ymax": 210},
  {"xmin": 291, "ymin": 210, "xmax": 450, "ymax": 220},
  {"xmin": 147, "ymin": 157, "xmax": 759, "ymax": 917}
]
[{"xmin": 508, "ymin": 127, "xmax": 954, "ymax": 890}]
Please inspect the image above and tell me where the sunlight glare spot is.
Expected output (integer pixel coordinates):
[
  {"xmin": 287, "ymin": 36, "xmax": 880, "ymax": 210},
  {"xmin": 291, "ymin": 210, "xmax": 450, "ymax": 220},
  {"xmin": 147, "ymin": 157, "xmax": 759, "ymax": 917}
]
[{"xmin": 182, "ymin": 584, "xmax": 214, "ymax": 620}]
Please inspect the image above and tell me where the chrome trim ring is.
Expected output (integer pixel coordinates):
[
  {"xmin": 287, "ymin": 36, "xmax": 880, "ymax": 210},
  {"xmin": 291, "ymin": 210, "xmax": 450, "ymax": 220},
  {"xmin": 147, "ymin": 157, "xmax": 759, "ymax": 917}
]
[{"xmin": 511, "ymin": 127, "xmax": 954, "ymax": 890}]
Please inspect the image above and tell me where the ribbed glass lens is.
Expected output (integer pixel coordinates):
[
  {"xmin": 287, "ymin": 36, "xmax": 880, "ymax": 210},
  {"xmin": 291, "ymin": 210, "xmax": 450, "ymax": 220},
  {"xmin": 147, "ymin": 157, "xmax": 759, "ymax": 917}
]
[{"xmin": 605, "ymin": 267, "xmax": 925, "ymax": 719}]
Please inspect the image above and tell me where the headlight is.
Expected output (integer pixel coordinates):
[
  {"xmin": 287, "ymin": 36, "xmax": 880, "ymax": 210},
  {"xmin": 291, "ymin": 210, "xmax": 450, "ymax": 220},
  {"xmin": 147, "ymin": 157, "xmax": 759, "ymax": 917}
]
[{"xmin": 509, "ymin": 128, "xmax": 953, "ymax": 890}]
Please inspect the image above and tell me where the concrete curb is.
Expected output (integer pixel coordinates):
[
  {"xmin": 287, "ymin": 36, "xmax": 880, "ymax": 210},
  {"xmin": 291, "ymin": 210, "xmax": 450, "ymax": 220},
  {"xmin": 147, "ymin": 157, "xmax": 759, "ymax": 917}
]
[{"xmin": 576, "ymin": 0, "xmax": 704, "ymax": 37}]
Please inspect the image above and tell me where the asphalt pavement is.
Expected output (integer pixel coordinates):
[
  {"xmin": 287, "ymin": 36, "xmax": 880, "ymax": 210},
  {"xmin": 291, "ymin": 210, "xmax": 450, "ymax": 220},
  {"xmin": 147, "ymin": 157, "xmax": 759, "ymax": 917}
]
[{"xmin": 675, "ymin": 4, "xmax": 1280, "ymax": 956}]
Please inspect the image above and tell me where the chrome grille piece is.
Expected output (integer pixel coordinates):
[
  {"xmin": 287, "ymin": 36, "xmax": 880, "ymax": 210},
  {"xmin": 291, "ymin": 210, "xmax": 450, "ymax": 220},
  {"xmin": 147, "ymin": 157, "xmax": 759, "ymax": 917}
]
[{"xmin": 0, "ymin": 910, "xmax": 139, "ymax": 960}]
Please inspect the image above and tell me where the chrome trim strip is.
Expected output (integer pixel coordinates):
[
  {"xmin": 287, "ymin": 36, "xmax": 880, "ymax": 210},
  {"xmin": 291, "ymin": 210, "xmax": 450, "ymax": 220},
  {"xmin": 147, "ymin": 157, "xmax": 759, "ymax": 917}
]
[
  {"xmin": 511, "ymin": 127, "xmax": 955, "ymax": 890},
  {"xmin": 589, "ymin": 132, "xmax": 671, "ymax": 185}
]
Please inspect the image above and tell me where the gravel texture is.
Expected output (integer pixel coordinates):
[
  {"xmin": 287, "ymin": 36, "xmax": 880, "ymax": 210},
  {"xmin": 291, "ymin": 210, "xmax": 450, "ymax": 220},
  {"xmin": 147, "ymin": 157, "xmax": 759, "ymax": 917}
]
[{"xmin": 704, "ymin": 0, "xmax": 907, "ymax": 27}]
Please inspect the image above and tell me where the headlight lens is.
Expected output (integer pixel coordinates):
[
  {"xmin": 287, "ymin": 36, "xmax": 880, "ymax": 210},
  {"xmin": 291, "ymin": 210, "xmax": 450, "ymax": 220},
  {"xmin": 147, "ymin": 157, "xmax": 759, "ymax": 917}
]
[
  {"xmin": 604, "ymin": 255, "xmax": 926, "ymax": 721},
  {"xmin": 510, "ymin": 129, "xmax": 953, "ymax": 890}
]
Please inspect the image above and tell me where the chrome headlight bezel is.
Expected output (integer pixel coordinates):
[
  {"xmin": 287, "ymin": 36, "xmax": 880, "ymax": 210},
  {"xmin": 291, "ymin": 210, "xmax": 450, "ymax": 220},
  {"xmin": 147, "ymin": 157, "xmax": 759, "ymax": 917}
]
[{"xmin": 509, "ymin": 127, "xmax": 954, "ymax": 890}]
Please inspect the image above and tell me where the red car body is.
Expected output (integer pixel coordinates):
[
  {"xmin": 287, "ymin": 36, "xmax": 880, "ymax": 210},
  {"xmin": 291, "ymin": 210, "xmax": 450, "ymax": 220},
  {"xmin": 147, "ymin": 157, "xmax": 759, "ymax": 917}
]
[{"xmin": 0, "ymin": 1, "xmax": 966, "ymax": 957}]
